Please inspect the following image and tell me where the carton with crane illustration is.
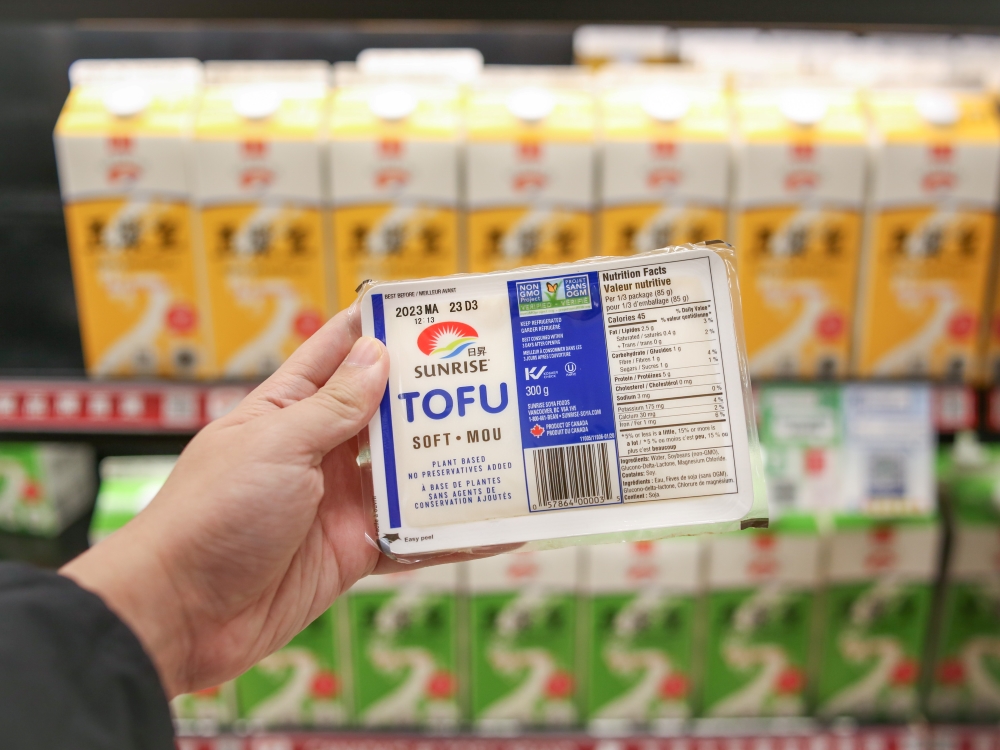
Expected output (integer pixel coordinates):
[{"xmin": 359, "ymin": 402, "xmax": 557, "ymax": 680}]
[
  {"xmin": 855, "ymin": 88, "xmax": 1000, "ymax": 381},
  {"xmin": 597, "ymin": 68, "xmax": 730, "ymax": 256},
  {"xmin": 329, "ymin": 69, "xmax": 462, "ymax": 308},
  {"xmin": 234, "ymin": 607, "xmax": 346, "ymax": 729},
  {"xmin": 467, "ymin": 548, "xmax": 581, "ymax": 729},
  {"xmin": 815, "ymin": 516, "xmax": 940, "ymax": 721},
  {"xmin": 192, "ymin": 61, "xmax": 332, "ymax": 379},
  {"xmin": 347, "ymin": 563, "xmax": 460, "ymax": 728},
  {"xmin": 584, "ymin": 538, "xmax": 701, "ymax": 728},
  {"xmin": 701, "ymin": 518, "xmax": 821, "ymax": 717},
  {"xmin": 731, "ymin": 83, "xmax": 868, "ymax": 379},
  {"xmin": 0, "ymin": 443, "xmax": 95, "ymax": 538},
  {"xmin": 465, "ymin": 67, "xmax": 595, "ymax": 272},
  {"xmin": 172, "ymin": 683, "xmax": 237, "ymax": 732},
  {"xmin": 928, "ymin": 435, "xmax": 1000, "ymax": 721},
  {"xmin": 54, "ymin": 59, "xmax": 210, "ymax": 379}
]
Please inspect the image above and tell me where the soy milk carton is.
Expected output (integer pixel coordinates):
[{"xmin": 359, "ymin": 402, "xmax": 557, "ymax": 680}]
[
  {"xmin": 584, "ymin": 539, "xmax": 700, "ymax": 726},
  {"xmin": 465, "ymin": 68, "xmax": 595, "ymax": 272},
  {"xmin": 235, "ymin": 607, "xmax": 347, "ymax": 728},
  {"xmin": 0, "ymin": 443, "xmax": 95, "ymax": 537},
  {"xmin": 55, "ymin": 59, "xmax": 208, "ymax": 378},
  {"xmin": 347, "ymin": 563, "xmax": 460, "ymax": 728},
  {"xmin": 329, "ymin": 71, "xmax": 461, "ymax": 308},
  {"xmin": 467, "ymin": 548, "xmax": 580, "ymax": 729},
  {"xmin": 172, "ymin": 683, "xmax": 237, "ymax": 732},
  {"xmin": 731, "ymin": 84, "xmax": 868, "ymax": 379},
  {"xmin": 928, "ymin": 438, "xmax": 1000, "ymax": 720},
  {"xmin": 815, "ymin": 517, "xmax": 940, "ymax": 720},
  {"xmin": 758, "ymin": 384, "xmax": 843, "ymax": 517},
  {"xmin": 701, "ymin": 518, "xmax": 821, "ymax": 717},
  {"xmin": 192, "ymin": 62, "xmax": 331, "ymax": 379},
  {"xmin": 855, "ymin": 88, "xmax": 1000, "ymax": 381},
  {"xmin": 89, "ymin": 455, "xmax": 175, "ymax": 544},
  {"xmin": 598, "ymin": 69, "xmax": 730, "ymax": 255}
]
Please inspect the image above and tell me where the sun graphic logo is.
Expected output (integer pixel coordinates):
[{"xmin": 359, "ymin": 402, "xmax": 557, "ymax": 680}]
[{"xmin": 416, "ymin": 321, "xmax": 479, "ymax": 359}]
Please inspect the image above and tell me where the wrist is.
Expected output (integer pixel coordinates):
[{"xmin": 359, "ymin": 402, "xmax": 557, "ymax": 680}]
[{"xmin": 61, "ymin": 519, "xmax": 193, "ymax": 697}]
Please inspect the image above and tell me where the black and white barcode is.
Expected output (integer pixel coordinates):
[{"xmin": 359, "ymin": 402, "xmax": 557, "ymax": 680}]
[{"xmin": 530, "ymin": 442, "xmax": 614, "ymax": 507}]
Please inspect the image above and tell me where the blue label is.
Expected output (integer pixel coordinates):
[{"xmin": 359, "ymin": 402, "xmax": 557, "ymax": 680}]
[{"xmin": 507, "ymin": 272, "xmax": 618, "ymax": 450}]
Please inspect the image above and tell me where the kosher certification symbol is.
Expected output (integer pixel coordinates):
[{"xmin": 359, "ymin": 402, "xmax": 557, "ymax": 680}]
[
  {"xmin": 565, "ymin": 361, "xmax": 577, "ymax": 374},
  {"xmin": 530, "ymin": 424, "xmax": 545, "ymax": 437}
]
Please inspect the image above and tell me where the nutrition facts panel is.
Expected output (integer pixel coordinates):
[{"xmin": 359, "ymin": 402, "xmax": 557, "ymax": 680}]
[{"xmin": 599, "ymin": 256, "xmax": 740, "ymax": 503}]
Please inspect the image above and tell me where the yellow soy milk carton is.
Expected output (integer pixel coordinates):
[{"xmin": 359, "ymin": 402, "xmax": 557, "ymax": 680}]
[
  {"xmin": 465, "ymin": 67, "xmax": 596, "ymax": 273},
  {"xmin": 192, "ymin": 62, "xmax": 331, "ymax": 379},
  {"xmin": 732, "ymin": 83, "xmax": 869, "ymax": 379},
  {"xmin": 856, "ymin": 88, "xmax": 1000, "ymax": 381},
  {"xmin": 329, "ymin": 70, "xmax": 462, "ymax": 309},
  {"xmin": 598, "ymin": 67, "xmax": 730, "ymax": 256},
  {"xmin": 55, "ymin": 59, "xmax": 208, "ymax": 378}
]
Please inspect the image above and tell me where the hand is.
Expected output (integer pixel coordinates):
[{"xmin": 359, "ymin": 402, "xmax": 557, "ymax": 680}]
[{"xmin": 61, "ymin": 302, "xmax": 475, "ymax": 698}]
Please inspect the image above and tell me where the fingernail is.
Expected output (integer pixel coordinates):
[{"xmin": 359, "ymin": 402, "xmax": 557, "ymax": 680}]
[{"xmin": 345, "ymin": 336, "xmax": 384, "ymax": 368}]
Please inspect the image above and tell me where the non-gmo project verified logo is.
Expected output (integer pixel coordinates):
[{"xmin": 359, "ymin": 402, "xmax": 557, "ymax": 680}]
[
  {"xmin": 416, "ymin": 321, "xmax": 479, "ymax": 359},
  {"xmin": 516, "ymin": 274, "xmax": 592, "ymax": 316}
]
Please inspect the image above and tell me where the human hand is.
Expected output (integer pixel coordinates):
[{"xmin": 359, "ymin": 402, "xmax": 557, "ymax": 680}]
[{"xmin": 61, "ymin": 302, "xmax": 476, "ymax": 698}]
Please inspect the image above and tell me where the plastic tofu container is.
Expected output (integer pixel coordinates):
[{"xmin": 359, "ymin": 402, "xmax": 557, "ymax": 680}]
[{"xmin": 357, "ymin": 242, "xmax": 766, "ymax": 561}]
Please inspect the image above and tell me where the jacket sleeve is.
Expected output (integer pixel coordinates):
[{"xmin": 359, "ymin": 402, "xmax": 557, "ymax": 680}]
[{"xmin": 0, "ymin": 562, "xmax": 175, "ymax": 750}]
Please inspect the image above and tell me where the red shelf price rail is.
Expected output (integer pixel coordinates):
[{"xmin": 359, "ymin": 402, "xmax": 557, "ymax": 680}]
[
  {"xmin": 172, "ymin": 726, "xmax": 973, "ymax": 750},
  {"xmin": 0, "ymin": 380, "xmax": 253, "ymax": 433}
]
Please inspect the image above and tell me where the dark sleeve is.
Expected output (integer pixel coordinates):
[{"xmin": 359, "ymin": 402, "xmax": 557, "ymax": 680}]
[{"xmin": 0, "ymin": 562, "xmax": 175, "ymax": 750}]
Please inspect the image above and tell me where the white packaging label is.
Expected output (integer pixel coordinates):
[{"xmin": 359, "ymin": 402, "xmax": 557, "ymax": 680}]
[
  {"xmin": 55, "ymin": 134, "xmax": 190, "ymax": 201},
  {"xmin": 466, "ymin": 141, "xmax": 594, "ymax": 210},
  {"xmin": 950, "ymin": 523, "xmax": 1000, "ymax": 580},
  {"xmin": 733, "ymin": 142, "xmax": 868, "ymax": 209},
  {"xmin": 191, "ymin": 139, "xmax": 324, "ymax": 206},
  {"xmin": 361, "ymin": 246, "xmax": 757, "ymax": 557},
  {"xmin": 330, "ymin": 139, "xmax": 458, "ymax": 206},
  {"xmin": 840, "ymin": 384, "xmax": 936, "ymax": 516},
  {"xmin": 707, "ymin": 532, "xmax": 820, "ymax": 590},
  {"xmin": 825, "ymin": 523, "xmax": 939, "ymax": 584},
  {"xmin": 585, "ymin": 538, "xmax": 701, "ymax": 594},
  {"xmin": 871, "ymin": 142, "xmax": 1000, "ymax": 210},
  {"xmin": 601, "ymin": 140, "xmax": 729, "ymax": 208},
  {"xmin": 466, "ymin": 548, "xmax": 579, "ymax": 593}
]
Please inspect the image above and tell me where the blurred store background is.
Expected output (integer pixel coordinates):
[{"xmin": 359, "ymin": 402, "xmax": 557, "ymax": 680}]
[{"xmin": 3, "ymin": 1, "xmax": 1000, "ymax": 747}]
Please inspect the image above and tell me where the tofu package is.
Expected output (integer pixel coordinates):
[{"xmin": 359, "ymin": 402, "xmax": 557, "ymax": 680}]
[{"xmin": 356, "ymin": 242, "xmax": 766, "ymax": 562}]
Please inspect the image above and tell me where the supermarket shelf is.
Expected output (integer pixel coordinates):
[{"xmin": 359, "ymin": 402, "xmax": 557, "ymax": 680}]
[
  {"xmin": 0, "ymin": 379, "xmax": 986, "ymax": 436},
  {"xmin": 0, "ymin": 379, "xmax": 253, "ymax": 434},
  {"xmin": 173, "ymin": 725, "xmax": 999, "ymax": 750}
]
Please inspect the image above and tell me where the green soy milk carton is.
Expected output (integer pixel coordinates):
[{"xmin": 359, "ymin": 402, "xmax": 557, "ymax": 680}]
[
  {"xmin": 235, "ymin": 607, "xmax": 346, "ymax": 729},
  {"xmin": 929, "ymin": 438, "xmax": 1000, "ymax": 720},
  {"xmin": 468, "ymin": 548, "xmax": 580, "ymax": 730},
  {"xmin": 89, "ymin": 456, "xmax": 175, "ymax": 543},
  {"xmin": 585, "ymin": 538, "xmax": 700, "ymax": 728},
  {"xmin": 172, "ymin": 683, "xmax": 237, "ymax": 733},
  {"xmin": 758, "ymin": 384, "xmax": 843, "ymax": 517},
  {"xmin": 347, "ymin": 563, "xmax": 460, "ymax": 728},
  {"xmin": 702, "ymin": 518, "xmax": 820, "ymax": 717},
  {"xmin": 816, "ymin": 516, "xmax": 940, "ymax": 720},
  {"xmin": 0, "ymin": 442, "xmax": 95, "ymax": 537}
]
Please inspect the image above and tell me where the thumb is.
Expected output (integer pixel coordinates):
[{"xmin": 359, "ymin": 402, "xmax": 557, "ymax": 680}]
[{"xmin": 278, "ymin": 336, "xmax": 389, "ymax": 459}]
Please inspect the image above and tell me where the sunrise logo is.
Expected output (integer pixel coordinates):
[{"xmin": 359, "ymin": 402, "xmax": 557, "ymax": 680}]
[{"xmin": 416, "ymin": 321, "xmax": 478, "ymax": 359}]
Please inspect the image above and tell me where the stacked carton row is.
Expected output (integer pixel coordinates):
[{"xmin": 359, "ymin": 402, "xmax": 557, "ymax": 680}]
[
  {"xmin": 54, "ymin": 45, "xmax": 1000, "ymax": 383},
  {"xmin": 78, "ymin": 384, "xmax": 998, "ymax": 730}
]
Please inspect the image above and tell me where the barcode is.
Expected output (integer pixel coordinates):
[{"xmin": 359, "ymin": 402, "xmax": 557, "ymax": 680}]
[{"xmin": 530, "ymin": 442, "xmax": 615, "ymax": 510}]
